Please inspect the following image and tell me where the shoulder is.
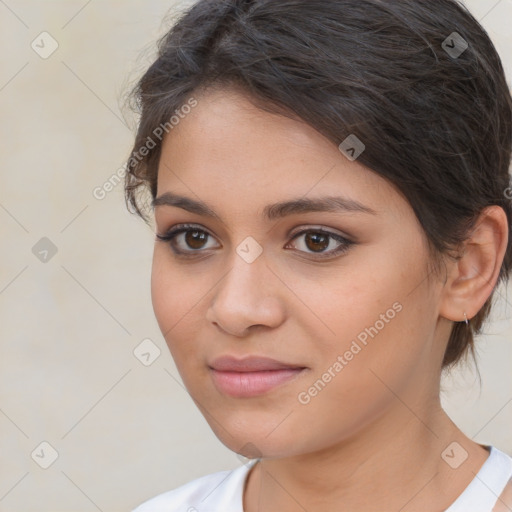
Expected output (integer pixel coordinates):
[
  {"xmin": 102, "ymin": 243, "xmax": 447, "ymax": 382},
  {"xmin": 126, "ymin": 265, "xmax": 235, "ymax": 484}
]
[
  {"xmin": 485, "ymin": 446, "xmax": 512, "ymax": 512},
  {"xmin": 439, "ymin": 445, "xmax": 512, "ymax": 512},
  {"xmin": 492, "ymin": 477, "xmax": 512, "ymax": 512},
  {"xmin": 132, "ymin": 460, "xmax": 257, "ymax": 512},
  {"xmin": 491, "ymin": 447, "xmax": 512, "ymax": 512}
]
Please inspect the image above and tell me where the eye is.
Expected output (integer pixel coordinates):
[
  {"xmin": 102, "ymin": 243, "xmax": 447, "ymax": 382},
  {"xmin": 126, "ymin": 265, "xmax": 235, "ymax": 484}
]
[
  {"xmin": 286, "ymin": 227, "xmax": 353, "ymax": 259},
  {"xmin": 155, "ymin": 224, "xmax": 354, "ymax": 260},
  {"xmin": 155, "ymin": 223, "xmax": 219, "ymax": 256}
]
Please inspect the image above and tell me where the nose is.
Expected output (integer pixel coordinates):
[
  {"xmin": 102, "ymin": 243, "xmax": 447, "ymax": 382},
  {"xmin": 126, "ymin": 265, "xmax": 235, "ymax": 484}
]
[{"xmin": 205, "ymin": 250, "xmax": 286, "ymax": 337}]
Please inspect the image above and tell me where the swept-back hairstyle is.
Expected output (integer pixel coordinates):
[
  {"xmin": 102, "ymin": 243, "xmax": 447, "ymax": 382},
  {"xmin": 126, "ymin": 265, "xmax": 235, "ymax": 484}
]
[{"xmin": 124, "ymin": 0, "xmax": 512, "ymax": 369}]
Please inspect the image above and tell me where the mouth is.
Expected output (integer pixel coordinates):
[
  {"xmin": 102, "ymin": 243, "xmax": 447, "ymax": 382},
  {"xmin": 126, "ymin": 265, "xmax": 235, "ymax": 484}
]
[{"xmin": 208, "ymin": 355, "xmax": 308, "ymax": 397}]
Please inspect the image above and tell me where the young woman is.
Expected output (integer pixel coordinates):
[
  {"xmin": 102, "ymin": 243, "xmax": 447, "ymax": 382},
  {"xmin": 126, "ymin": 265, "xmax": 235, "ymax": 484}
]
[{"xmin": 125, "ymin": 0, "xmax": 512, "ymax": 510}]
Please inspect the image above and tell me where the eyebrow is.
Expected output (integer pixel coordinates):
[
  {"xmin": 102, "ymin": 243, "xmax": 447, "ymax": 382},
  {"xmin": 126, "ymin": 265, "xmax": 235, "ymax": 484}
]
[{"xmin": 152, "ymin": 192, "xmax": 377, "ymax": 221}]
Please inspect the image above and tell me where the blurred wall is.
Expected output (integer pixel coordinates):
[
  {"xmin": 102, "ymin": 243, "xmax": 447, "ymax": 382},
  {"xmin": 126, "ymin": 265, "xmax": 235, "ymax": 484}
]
[{"xmin": 0, "ymin": 1, "xmax": 511, "ymax": 510}]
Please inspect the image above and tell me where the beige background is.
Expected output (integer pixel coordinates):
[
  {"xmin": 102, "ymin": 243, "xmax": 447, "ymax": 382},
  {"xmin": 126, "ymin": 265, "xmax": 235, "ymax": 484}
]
[{"xmin": 0, "ymin": 1, "xmax": 511, "ymax": 511}]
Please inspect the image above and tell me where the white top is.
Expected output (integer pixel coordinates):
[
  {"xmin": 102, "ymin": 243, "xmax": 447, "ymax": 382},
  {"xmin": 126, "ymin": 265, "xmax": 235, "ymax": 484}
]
[{"xmin": 133, "ymin": 445, "xmax": 512, "ymax": 512}]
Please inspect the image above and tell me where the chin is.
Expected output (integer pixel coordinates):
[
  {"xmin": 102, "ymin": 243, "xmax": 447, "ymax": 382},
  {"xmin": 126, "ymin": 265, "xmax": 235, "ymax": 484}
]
[{"xmin": 207, "ymin": 418, "xmax": 306, "ymax": 460}]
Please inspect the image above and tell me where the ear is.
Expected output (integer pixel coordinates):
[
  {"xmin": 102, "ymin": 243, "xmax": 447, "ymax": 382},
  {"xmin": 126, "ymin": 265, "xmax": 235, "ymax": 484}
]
[{"xmin": 439, "ymin": 205, "xmax": 509, "ymax": 322}]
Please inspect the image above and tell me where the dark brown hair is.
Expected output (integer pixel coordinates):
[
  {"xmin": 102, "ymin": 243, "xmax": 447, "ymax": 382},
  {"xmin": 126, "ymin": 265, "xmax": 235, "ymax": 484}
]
[{"xmin": 124, "ymin": 0, "xmax": 512, "ymax": 370}]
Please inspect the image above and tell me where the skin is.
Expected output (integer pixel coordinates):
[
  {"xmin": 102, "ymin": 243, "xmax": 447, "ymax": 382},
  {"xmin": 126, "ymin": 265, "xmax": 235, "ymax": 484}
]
[{"xmin": 150, "ymin": 86, "xmax": 509, "ymax": 512}]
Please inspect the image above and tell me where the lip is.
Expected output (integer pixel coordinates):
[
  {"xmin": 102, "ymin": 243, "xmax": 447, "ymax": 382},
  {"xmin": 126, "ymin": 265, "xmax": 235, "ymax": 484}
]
[
  {"xmin": 208, "ymin": 355, "xmax": 307, "ymax": 397},
  {"xmin": 209, "ymin": 355, "xmax": 306, "ymax": 372}
]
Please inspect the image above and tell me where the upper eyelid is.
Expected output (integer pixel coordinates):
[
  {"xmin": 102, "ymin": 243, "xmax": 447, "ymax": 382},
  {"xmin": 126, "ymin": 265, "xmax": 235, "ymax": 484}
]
[{"xmin": 158, "ymin": 223, "xmax": 350, "ymax": 240}]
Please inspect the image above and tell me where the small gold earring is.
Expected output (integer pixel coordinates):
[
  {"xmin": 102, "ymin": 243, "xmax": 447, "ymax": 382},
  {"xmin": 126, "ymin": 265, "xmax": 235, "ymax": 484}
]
[{"xmin": 463, "ymin": 312, "xmax": 469, "ymax": 326}]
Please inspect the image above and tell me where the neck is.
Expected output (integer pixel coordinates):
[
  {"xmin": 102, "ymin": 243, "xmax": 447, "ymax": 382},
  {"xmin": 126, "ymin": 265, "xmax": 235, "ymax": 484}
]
[{"xmin": 243, "ymin": 400, "xmax": 489, "ymax": 512}]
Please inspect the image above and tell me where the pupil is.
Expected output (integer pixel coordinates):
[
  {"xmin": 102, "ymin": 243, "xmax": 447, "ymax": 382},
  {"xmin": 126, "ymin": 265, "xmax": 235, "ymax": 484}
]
[{"xmin": 306, "ymin": 233, "xmax": 328, "ymax": 252}]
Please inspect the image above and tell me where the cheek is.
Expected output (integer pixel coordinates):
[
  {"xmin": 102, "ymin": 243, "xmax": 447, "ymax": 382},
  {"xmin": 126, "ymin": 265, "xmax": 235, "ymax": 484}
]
[
  {"xmin": 150, "ymin": 251, "xmax": 176, "ymax": 334},
  {"xmin": 290, "ymin": 244, "xmax": 431, "ymax": 399},
  {"xmin": 150, "ymin": 250, "xmax": 201, "ymax": 357},
  {"xmin": 281, "ymin": 252, "xmax": 413, "ymax": 353},
  {"xmin": 285, "ymin": 300, "xmax": 428, "ymax": 455}
]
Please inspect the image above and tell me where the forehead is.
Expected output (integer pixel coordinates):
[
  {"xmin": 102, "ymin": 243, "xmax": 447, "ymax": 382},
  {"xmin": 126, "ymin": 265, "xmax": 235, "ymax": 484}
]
[{"xmin": 156, "ymin": 87, "xmax": 409, "ymax": 223}]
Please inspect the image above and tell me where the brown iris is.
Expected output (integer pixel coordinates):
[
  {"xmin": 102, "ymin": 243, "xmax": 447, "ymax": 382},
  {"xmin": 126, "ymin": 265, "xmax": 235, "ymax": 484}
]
[
  {"xmin": 185, "ymin": 230, "xmax": 208, "ymax": 249},
  {"xmin": 304, "ymin": 232, "xmax": 329, "ymax": 252}
]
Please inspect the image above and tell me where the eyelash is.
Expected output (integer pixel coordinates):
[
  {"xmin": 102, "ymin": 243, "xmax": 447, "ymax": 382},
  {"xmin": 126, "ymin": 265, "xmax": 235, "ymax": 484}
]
[{"xmin": 155, "ymin": 223, "xmax": 354, "ymax": 260}]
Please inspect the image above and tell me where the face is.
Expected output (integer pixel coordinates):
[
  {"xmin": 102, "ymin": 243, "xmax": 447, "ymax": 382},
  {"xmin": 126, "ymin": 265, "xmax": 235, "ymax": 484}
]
[{"xmin": 151, "ymin": 87, "xmax": 447, "ymax": 460}]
